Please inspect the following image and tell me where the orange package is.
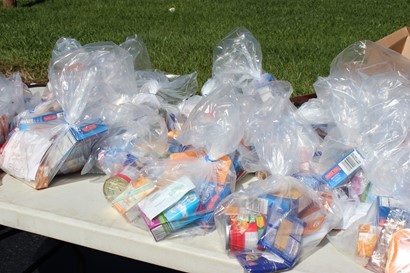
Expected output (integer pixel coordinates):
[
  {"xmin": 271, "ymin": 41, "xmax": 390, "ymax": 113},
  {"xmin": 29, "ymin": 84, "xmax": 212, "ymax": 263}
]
[
  {"xmin": 386, "ymin": 229, "xmax": 410, "ymax": 273},
  {"xmin": 356, "ymin": 224, "xmax": 380, "ymax": 258}
]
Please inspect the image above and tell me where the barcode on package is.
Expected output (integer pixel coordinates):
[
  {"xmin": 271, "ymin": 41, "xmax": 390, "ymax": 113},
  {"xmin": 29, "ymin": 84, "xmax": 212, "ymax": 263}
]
[
  {"xmin": 339, "ymin": 149, "xmax": 363, "ymax": 174},
  {"xmin": 322, "ymin": 149, "xmax": 364, "ymax": 189}
]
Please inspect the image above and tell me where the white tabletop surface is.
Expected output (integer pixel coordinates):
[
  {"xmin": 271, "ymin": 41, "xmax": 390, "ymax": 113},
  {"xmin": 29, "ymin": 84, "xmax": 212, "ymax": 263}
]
[{"xmin": 0, "ymin": 171, "xmax": 372, "ymax": 273}]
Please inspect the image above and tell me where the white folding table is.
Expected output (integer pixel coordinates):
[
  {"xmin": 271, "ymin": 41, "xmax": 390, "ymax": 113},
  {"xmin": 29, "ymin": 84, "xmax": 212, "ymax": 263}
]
[{"xmin": 0, "ymin": 172, "xmax": 370, "ymax": 273}]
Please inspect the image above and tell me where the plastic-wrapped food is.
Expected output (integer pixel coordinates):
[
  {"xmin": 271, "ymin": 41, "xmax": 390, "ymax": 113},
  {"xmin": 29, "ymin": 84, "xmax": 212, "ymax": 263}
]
[
  {"xmin": 214, "ymin": 176, "xmax": 340, "ymax": 272},
  {"xmin": 366, "ymin": 209, "xmax": 409, "ymax": 272},
  {"xmin": 0, "ymin": 119, "xmax": 107, "ymax": 189},
  {"xmin": 81, "ymin": 102, "xmax": 169, "ymax": 177},
  {"xmin": 296, "ymin": 41, "xmax": 410, "ymax": 270},
  {"xmin": 0, "ymin": 36, "xmax": 144, "ymax": 188},
  {"xmin": 111, "ymin": 150, "xmax": 237, "ymax": 241}
]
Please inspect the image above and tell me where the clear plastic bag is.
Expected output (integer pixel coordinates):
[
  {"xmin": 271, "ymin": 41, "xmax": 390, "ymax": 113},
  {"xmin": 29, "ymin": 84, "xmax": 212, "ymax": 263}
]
[
  {"xmin": 111, "ymin": 150, "xmax": 237, "ymax": 241},
  {"xmin": 48, "ymin": 38, "xmax": 138, "ymax": 124},
  {"xmin": 0, "ymin": 36, "xmax": 145, "ymax": 188},
  {"xmin": 81, "ymin": 103, "xmax": 169, "ymax": 176},
  {"xmin": 241, "ymin": 81, "xmax": 319, "ymax": 177},
  {"xmin": 202, "ymin": 27, "xmax": 273, "ymax": 96},
  {"xmin": 119, "ymin": 34, "xmax": 152, "ymax": 71},
  {"xmin": 134, "ymin": 71, "xmax": 198, "ymax": 105},
  {"xmin": 178, "ymin": 84, "xmax": 244, "ymax": 161},
  {"xmin": 0, "ymin": 72, "xmax": 27, "ymax": 144},
  {"xmin": 214, "ymin": 175, "xmax": 340, "ymax": 272},
  {"xmin": 211, "ymin": 27, "xmax": 263, "ymax": 89}
]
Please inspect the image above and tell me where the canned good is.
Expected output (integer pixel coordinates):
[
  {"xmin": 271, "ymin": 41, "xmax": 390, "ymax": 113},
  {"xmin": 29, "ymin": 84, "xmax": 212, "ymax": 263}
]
[
  {"xmin": 226, "ymin": 214, "xmax": 266, "ymax": 252},
  {"xmin": 103, "ymin": 164, "xmax": 139, "ymax": 202},
  {"xmin": 103, "ymin": 175, "xmax": 130, "ymax": 202}
]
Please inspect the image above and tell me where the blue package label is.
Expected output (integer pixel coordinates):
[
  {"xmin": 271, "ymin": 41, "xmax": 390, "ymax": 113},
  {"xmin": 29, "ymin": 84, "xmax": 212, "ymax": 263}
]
[
  {"xmin": 322, "ymin": 149, "xmax": 364, "ymax": 188},
  {"xmin": 69, "ymin": 120, "xmax": 108, "ymax": 141},
  {"xmin": 197, "ymin": 182, "xmax": 231, "ymax": 226},
  {"xmin": 19, "ymin": 111, "xmax": 65, "ymax": 125}
]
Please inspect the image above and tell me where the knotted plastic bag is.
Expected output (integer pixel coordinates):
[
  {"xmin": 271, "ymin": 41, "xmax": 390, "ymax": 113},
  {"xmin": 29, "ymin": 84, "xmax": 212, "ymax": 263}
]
[
  {"xmin": 111, "ymin": 149, "xmax": 237, "ymax": 241},
  {"xmin": 214, "ymin": 175, "xmax": 340, "ymax": 272}
]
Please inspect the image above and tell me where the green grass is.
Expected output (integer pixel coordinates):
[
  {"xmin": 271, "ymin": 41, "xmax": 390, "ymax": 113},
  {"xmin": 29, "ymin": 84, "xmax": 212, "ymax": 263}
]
[{"xmin": 1, "ymin": 0, "xmax": 410, "ymax": 96}]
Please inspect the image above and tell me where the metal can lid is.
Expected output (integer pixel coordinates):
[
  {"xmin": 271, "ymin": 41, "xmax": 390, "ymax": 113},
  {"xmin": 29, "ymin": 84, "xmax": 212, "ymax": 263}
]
[{"xmin": 103, "ymin": 176, "xmax": 129, "ymax": 202}]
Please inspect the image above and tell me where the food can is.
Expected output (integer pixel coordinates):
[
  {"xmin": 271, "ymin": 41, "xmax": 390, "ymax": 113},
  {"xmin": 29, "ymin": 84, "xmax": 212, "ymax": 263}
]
[{"xmin": 225, "ymin": 214, "xmax": 266, "ymax": 252}]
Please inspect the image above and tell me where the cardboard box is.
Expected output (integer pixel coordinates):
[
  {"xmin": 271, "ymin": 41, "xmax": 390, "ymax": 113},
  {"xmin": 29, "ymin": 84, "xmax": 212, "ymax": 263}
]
[{"xmin": 377, "ymin": 26, "xmax": 410, "ymax": 60}]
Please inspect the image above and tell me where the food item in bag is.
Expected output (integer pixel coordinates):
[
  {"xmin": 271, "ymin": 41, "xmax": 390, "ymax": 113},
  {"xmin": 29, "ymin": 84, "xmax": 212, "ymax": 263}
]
[
  {"xmin": 140, "ymin": 191, "xmax": 201, "ymax": 241},
  {"xmin": 258, "ymin": 208, "xmax": 305, "ymax": 268},
  {"xmin": 386, "ymin": 229, "xmax": 410, "ymax": 273},
  {"xmin": 366, "ymin": 208, "xmax": 408, "ymax": 272},
  {"xmin": 103, "ymin": 163, "xmax": 142, "ymax": 202},
  {"xmin": 226, "ymin": 214, "xmax": 266, "ymax": 252},
  {"xmin": 356, "ymin": 224, "xmax": 380, "ymax": 258}
]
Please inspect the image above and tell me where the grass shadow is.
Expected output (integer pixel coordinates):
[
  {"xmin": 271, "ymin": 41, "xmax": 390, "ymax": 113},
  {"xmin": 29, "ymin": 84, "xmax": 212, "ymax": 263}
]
[{"xmin": 21, "ymin": 0, "xmax": 46, "ymax": 7}]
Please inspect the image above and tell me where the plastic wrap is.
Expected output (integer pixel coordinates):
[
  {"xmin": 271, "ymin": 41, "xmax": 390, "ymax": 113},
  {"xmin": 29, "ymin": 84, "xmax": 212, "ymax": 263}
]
[
  {"xmin": 110, "ymin": 150, "xmax": 237, "ymax": 241},
  {"xmin": 240, "ymin": 81, "xmax": 319, "ymax": 177},
  {"xmin": 0, "ymin": 72, "xmax": 27, "ymax": 144},
  {"xmin": 178, "ymin": 84, "xmax": 244, "ymax": 161},
  {"xmin": 0, "ymin": 36, "xmax": 145, "ymax": 188},
  {"xmin": 202, "ymin": 27, "xmax": 273, "ymax": 96},
  {"xmin": 119, "ymin": 34, "xmax": 152, "ymax": 71},
  {"xmin": 81, "ymin": 103, "xmax": 169, "ymax": 176},
  {"xmin": 134, "ymin": 71, "xmax": 198, "ymax": 105},
  {"xmin": 214, "ymin": 176, "xmax": 340, "ymax": 272},
  {"xmin": 303, "ymin": 40, "xmax": 410, "ymax": 272}
]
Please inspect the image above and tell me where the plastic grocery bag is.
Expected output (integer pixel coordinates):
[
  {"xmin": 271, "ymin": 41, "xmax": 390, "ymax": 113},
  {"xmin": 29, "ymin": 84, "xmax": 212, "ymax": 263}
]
[
  {"xmin": 81, "ymin": 102, "xmax": 170, "ymax": 177},
  {"xmin": 214, "ymin": 175, "xmax": 340, "ymax": 272},
  {"xmin": 302, "ymin": 39, "xmax": 410, "ymax": 273},
  {"xmin": 134, "ymin": 71, "xmax": 198, "ymax": 105},
  {"xmin": 178, "ymin": 83, "xmax": 244, "ymax": 161},
  {"xmin": 0, "ymin": 72, "xmax": 30, "ymax": 144},
  {"xmin": 240, "ymin": 80, "xmax": 320, "ymax": 177},
  {"xmin": 111, "ymin": 149, "xmax": 237, "ymax": 241},
  {"xmin": 202, "ymin": 27, "xmax": 273, "ymax": 96},
  {"xmin": 0, "ymin": 36, "xmax": 145, "ymax": 188},
  {"xmin": 119, "ymin": 34, "xmax": 152, "ymax": 71}
]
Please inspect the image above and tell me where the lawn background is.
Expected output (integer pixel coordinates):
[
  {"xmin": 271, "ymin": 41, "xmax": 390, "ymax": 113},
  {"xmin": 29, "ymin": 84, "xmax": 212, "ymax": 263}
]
[{"xmin": 1, "ymin": 0, "xmax": 410, "ymax": 96}]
